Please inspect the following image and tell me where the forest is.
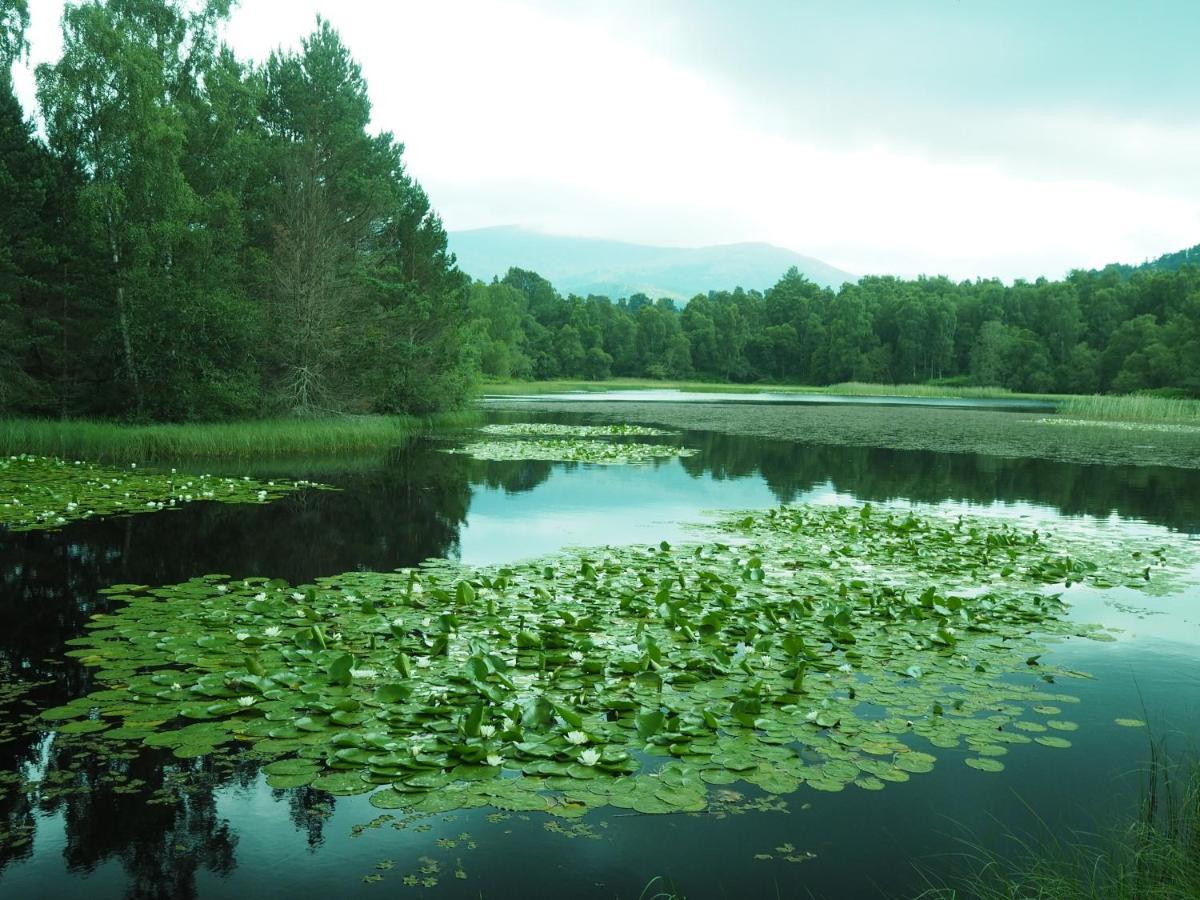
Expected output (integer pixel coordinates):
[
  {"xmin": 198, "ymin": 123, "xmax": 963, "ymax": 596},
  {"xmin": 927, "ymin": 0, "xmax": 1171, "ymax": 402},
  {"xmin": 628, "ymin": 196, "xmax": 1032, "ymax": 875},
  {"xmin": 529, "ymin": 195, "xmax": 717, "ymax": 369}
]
[
  {"xmin": 2, "ymin": 0, "xmax": 1199, "ymax": 426},
  {"xmin": 0, "ymin": 0, "xmax": 475, "ymax": 421},
  {"xmin": 470, "ymin": 261, "xmax": 1200, "ymax": 397}
]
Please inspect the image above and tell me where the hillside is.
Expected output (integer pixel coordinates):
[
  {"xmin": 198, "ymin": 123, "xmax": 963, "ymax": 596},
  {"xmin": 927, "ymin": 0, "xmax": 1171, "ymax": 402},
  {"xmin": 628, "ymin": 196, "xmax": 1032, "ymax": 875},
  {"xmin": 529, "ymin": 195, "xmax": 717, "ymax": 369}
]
[
  {"xmin": 1096, "ymin": 242, "xmax": 1200, "ymax": 278},
  {"xmin": 448, "ymin": 226, "xmax": 856, "ymax": 300}
]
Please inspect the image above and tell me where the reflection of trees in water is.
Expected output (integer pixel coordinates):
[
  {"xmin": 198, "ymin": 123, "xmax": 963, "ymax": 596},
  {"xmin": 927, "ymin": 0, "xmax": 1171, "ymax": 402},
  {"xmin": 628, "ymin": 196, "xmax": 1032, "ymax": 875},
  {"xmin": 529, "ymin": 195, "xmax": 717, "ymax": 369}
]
[
  {"xmin": 2, "ymin": 425, "xmax": 1196, "ymax": 892},
  {"xmin": 0, "ymin": 726, "xmax": 339, "ymax": 895},
  {"xmin": 681, "ymin": 431, "xmax": 1200, "ymax": 531},
  {"xmin": 0, "ymin": 441, "xmax": 472, "ymax": 891},
  {"xmin": 468, "ymin": 458, "xmax": 554, "ymax": 494}
]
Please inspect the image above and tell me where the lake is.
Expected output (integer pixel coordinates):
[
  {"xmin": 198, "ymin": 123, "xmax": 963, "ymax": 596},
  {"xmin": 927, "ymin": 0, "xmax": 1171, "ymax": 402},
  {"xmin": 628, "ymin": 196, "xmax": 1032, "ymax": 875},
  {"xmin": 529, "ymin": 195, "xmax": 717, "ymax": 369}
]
[{"xmin": 1, "ymin": 403, "xmax": 1197, "ymax": 899}]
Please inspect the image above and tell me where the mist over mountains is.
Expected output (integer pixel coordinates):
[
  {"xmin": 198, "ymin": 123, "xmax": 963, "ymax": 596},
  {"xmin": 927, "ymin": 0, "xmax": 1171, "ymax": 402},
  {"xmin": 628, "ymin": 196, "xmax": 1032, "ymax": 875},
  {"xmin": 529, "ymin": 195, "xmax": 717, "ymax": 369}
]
[{"xmin": 448, "ymin": 226, "xmax": 856, "ymax": 300}]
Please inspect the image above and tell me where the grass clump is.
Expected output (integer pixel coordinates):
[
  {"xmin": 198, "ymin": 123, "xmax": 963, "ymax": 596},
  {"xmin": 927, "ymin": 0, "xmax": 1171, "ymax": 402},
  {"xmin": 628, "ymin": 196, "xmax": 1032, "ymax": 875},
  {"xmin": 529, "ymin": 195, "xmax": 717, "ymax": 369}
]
[
  {"xmin": 920, "ymin": 743, "xmax": 1200, "ymax": 900},
  {"xmin": 0, "ymin": 412, "xmax": 480, "ymax": 463},
  {"xmin": 1058, "ymin": 394, "xmax": 1200, "ymax": 425}
]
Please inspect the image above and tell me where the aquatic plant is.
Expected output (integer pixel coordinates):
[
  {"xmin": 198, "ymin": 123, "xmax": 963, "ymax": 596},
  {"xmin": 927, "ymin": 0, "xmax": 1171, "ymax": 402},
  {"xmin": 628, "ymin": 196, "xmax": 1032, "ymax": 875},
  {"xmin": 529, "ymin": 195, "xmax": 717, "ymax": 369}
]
[
  {"xmin": 480, "ymin": 423, "xmax": 676, "ymax": 437},
  {"xmin": 40, "ymin": 503, "xmax": 1192, "ymax": 818},
  {"xmin": 0, "ymin": 413, "xmax": 479, "ymax": 463},
  {"xmin": 445, "ymin": 439, "xmax": 697, "ymax": 464},
  {"xmin": 1057, "ymin": 394, "xmax": 1200, "ymax": 425},
  {"xmin": 0, "ymin": 454, "xmax": 329, "ymax": 532},
  {"xmin": 1037, "ymin": 417, "xmax": 1200, "ymax": 435},
  {"xmin": 916, "ymin": 742, "xmax": 1200, "ymax": 899}
]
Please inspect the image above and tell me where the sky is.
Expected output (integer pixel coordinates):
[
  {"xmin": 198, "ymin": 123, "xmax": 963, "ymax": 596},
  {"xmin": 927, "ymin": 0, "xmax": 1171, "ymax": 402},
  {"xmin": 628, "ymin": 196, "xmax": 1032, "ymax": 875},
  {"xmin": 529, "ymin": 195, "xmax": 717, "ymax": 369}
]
[{"xmin": 11, "ymin": 0, "xmax": 1200, "ymax": 281}]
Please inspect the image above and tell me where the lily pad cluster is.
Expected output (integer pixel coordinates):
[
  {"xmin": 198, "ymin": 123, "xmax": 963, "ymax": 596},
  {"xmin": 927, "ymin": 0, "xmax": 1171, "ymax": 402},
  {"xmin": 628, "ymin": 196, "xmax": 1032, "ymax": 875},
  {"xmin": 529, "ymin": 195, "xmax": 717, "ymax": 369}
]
[
  {"xmin": 480, "ymin": 424, "xmax": 675, "ymax": 437},
  {"xmin": 445, "ymin": 438, "xmax": 697, "ymax": 465},
  {"xmin": 43, "ymin": 503, "xmax": 1192, "ymax": 816},
  {"xmin": 0, "ymin": 454, "xmax": 330, "ymax": 532},
  {"xmin": 1037, "ymin": 418, "xmax": 1200, "ymax": 435}
]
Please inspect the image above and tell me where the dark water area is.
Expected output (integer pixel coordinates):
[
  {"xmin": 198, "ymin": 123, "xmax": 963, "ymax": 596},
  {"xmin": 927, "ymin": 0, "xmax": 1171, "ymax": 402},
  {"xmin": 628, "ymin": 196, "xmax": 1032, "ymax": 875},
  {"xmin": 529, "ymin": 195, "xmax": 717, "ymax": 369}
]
[{"xmin": 1, "ymin": 410, "xmax": 1198, "ymax": 899}]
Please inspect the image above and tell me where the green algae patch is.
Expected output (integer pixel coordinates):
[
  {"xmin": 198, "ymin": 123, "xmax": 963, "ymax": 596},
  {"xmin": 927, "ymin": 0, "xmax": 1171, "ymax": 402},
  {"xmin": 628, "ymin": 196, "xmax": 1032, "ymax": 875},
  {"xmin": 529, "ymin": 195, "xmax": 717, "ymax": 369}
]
[
  {"xmin": 47, "ymin": 503, "xmax": 1192, "ymax": 816},
  {"xmin": 445, "ymin": 438, "xmax": 696, "ymax": 464},
  {"xmin": 0, "ymin": 454, "xmax": 330, "ymax": 532},
  {"xmin": 480, "ymin": 423, "xmax": 676, "ymax": 437}
]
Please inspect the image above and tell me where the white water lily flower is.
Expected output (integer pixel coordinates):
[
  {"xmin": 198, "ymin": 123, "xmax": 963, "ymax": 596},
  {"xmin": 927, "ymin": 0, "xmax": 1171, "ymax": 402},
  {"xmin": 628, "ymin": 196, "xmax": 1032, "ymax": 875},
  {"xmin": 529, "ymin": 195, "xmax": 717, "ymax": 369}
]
[
  {"xmin": 344, "ymin": 594, "xmax": 358, "ymax": 603},
  {"xmin": 838, "ymin": 663, "xmax": 854, "ymax": 674},
  {"xmin": 263, "ymin": 626, "xmax": 282, "ymax": 638},
  {"xmin": 170, "ymin": 682, "xmax": 182, "ymax": 692},
  {"xmin": 236, "ymin": 696, "xmax": 256, "ymax": 707},
  {"xmin": 415, "ymin": 656, "xmax": 431, "ymax": 668},
  {"xmin": 578, "ymin": 748, "xmax": 601, "ymax": 767},
  {"xmin": 479, "ymin": 724, "xmax": 496, "ymax": 739},
  {"xmin": 253, "ymin": 592, "xmax": 267, "ymax": 602},
  {"xmin": 486, "ymin": 753, "xmax": 503, "ymax": 767},
  {"xmin": 411, "ymin": 582, "xmax": 424, "ymax": 594},
  {"xmin": 350, "ymin": 668, "xmax": 378, "ymax": 679},
  {"xmin": 759, "ymin": 656, "xmax": 772, "ymax": 668},
  {"xmin": 216, "ymin": 585, "xmax": 228, "ymax": 594},
  {"xmin": 290, "ymin": 592, "xmax": 304, "ymax": 601},
  {"xmin": 568, "ymin": 651, "xmax": 584, "ymax": 663},
  {"xmin": 565, "ymin": 730, "xmax": 588, "ymax": 746},
  {"xmin": 501, "ymin": 716, "xmax": 516, "ymax": 730},
  {"xmin": 235, "ymin": 632, "xmax": 250, "ymax": 641}
]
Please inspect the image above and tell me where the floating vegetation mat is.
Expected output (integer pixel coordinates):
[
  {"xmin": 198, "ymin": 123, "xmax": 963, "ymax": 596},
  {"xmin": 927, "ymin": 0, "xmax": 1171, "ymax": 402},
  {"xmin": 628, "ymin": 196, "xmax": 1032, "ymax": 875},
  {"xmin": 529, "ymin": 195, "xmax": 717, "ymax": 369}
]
[
  {"xmin": 0, "ymin": 454, "xmax": 330, "ymax": 532},
  {"xmin": 1036, "ymin": 417, "xmax": 1200, "ymax": 435},
  {"xmin": 445, "ymin": 438, "xmax": 697, "ymax": 465},
  {"xmin": 43, "ymin": 504, "xmax": 1193, "ymax": 817},
  {"xmin": 480, "ymin": 423, "xmax": 676, "ymax": 437}
]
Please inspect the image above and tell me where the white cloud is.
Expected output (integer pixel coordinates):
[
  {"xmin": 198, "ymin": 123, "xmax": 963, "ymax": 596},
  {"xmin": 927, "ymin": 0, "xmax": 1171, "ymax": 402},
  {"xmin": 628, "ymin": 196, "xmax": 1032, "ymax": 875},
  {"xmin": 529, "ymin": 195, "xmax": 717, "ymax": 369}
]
[{"xmin": 12, "ymin": 0, "xmax": 1200, "ymax": 280}]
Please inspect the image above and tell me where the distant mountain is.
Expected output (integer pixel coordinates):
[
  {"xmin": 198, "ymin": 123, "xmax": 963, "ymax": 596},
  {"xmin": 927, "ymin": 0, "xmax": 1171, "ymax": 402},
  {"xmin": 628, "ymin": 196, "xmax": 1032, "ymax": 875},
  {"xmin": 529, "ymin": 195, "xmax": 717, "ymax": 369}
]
[
  {"xmin": 1097, "ymin": 242, "xmax": 1200, "ymax": 278},
  {"xmin": 447, "ymin": 226, "xmax": 856, "ymax": 300}
]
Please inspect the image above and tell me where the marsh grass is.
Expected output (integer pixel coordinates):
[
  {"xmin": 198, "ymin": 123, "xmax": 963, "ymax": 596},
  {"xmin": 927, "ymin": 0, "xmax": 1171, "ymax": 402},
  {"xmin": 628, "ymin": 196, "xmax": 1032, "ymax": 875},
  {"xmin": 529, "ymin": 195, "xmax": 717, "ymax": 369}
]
[
  {"xmin": 482, "ymin": 378, "xmax": 1029, "ymax": 400},
  {"xmin": 1059, "ymin": 394, "xmax": 1200, "ymax": 425},
  {"xmin": 916, "ymin": 742, "xmax": 1200, "ymax": 900},
  {"xmin": 0, "ymin": 411, "xmax": 481, "ymax": 462}
]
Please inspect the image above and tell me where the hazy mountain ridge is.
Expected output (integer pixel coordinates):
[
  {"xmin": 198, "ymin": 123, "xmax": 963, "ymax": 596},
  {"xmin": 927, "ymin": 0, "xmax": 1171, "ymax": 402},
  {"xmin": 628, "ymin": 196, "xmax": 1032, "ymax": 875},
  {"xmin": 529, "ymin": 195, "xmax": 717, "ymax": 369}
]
[{"xmin": 448, "ymin": 226, "xmax": 856, "ymax": 299}]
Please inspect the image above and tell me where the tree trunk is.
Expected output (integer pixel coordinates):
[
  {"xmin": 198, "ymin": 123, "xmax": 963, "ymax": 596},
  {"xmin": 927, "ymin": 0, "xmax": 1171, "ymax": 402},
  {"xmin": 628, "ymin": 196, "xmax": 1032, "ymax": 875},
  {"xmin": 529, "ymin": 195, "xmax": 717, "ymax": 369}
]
[{"xmin": 107, "ymin": 214, "xmax": 142, "ymax": 416}]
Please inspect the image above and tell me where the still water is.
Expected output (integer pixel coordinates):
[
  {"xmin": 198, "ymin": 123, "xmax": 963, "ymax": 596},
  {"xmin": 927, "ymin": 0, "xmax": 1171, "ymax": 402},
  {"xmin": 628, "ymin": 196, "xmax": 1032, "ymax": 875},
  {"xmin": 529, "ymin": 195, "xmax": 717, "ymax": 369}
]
[{"xmin": 1, "ymin": 410, "xmax": 1197, "ymax": 898}]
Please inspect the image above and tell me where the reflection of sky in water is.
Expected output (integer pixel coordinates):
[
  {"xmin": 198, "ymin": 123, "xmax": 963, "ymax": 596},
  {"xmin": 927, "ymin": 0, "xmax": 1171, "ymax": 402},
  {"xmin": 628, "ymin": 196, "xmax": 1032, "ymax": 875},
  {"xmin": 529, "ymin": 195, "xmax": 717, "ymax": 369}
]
[
  {"xmin": 4, "ymin": 414, "xmax": 1200, "ymax": 900},
  {"xmin": 457, "ymin": 458, "xmax": 779, "ymax": 564}
]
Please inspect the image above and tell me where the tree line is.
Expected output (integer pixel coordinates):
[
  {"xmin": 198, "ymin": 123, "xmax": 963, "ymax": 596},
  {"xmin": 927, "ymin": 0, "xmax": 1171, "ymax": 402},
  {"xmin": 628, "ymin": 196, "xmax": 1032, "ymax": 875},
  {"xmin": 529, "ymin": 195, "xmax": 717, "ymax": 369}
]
[
  {"xmin": 1, "ymin": 0, "xmax": 474, "ymax": 421},
  {"xmin": 470, "ymin": 260, "xmax": 1200, "ymax": 396},
  {"xmin": 4, "ymin": 1, "xmax": 1199, "ymax": 425}
]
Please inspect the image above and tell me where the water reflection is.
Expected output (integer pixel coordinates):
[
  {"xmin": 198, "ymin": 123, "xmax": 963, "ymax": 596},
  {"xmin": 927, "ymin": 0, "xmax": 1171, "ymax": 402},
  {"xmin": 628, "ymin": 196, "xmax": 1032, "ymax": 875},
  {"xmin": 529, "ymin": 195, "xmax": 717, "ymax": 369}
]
[{"xmin": 1, "ymin": 414, "xmax": 1197, "ymax": 897}]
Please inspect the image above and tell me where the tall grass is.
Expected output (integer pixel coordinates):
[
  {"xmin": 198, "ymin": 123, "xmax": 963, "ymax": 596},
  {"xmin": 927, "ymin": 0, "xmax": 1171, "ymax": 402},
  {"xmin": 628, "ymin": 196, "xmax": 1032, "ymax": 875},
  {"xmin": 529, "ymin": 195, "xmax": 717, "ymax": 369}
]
[
  {"xmin": 482, "ymin": 378, "xmax": 1028, "ymax": 400},
  {"xmin": 917, "ymin": 742, "xmax": 1200, "ymax": 900},
  {"xmin": 1059, "ymin": 394, "xmax": 1200, "ymax": 425},
  {"xmin": 0, "ymin": 411, "xmax": 481, "ymax": 463},
  {"xmin": 823, "ymin": 382, "xmax": 1018, "ymax": 399}
]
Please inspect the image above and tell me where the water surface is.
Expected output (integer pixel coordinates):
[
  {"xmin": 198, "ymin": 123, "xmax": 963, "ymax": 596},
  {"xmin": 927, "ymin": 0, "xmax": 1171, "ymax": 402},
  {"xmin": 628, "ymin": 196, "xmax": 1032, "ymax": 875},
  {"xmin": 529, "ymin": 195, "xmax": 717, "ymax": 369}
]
[{"xmin": 1, "ymin": 409, "xmax": 1197, "ymax": 899}]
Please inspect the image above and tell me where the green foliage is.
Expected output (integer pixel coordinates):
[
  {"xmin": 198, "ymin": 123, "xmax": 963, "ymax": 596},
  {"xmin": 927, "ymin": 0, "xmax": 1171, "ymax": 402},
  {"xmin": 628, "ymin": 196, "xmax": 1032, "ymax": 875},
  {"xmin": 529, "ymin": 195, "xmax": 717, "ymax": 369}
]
[
  {"xmin": 919, "ymin": 745, "xmax": 1200, "ymax": 900},
  {"xmin": 0, "ymin": 453, "xmax": 328, "ymax": 531},
  {"xmin": 0, "ymin": 413, "xmax": 474, "ymax": 462},
  {"xmin": 470, "ymin": 262, "xmax": 1200, "ymax": 398},
  {"xmin": 44, "ymin": 502, "xmax": 1192, "ymax": 817},
  {"xmin": 0, "ymin": 2, "xmax": 475, "ymax": 422}
]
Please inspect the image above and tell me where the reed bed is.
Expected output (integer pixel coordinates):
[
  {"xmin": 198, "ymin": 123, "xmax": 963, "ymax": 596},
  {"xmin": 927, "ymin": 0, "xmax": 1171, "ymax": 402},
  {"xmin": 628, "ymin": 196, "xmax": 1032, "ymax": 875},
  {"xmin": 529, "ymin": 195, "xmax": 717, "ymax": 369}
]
[
  {"xmin": 1059, "ymin": 394, "xmax": 1200, "ymax": 425},
  {"xmin": 0, "ymin": 411, "xmax": 480, "ymax": 463}
]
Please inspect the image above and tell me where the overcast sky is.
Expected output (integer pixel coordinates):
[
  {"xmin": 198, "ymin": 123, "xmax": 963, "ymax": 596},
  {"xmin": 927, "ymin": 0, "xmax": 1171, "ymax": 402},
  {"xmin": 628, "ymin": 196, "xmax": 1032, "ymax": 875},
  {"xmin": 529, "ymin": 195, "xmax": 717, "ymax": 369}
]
[{"xmin": 12, "ymin": 0, "xmax": 1200, "ymax": 280}]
